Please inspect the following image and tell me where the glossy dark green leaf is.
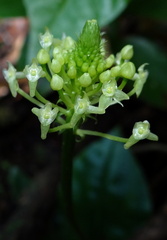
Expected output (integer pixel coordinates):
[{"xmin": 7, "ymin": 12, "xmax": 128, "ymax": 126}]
[
  {"xmin": 123, "ymin": 36, "xmax": 167, "ymax": 109},
  {"xmin": 0, "ymin": 0, "xmax": 26, "ymax": 17},
  {"xmin": 73, "ymin": 131, "xmax": 151, "ymax": 240},
  {"xmin": 23, "ymin": 0, "xmax": 130, "ymax": 62}
]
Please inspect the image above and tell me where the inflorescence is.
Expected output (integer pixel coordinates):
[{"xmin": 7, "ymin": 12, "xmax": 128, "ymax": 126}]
[{"xmin": 3, "ymin": 19, "xmax": 158, "ymax": 148}]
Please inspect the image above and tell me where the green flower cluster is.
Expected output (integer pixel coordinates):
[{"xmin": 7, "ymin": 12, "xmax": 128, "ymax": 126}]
[{"xmin": 3, "ymin": 19, "xmax": 158, "ymax": 147}]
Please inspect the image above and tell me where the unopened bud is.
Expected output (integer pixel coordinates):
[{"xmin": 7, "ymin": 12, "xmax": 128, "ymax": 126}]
[
  {"xmin": 37, "ymin": 49, "xmax": 50, "ymax": 64},
  {"xmin": 105, "ymin": 54, "xmax": 115, "ymax": 69},
  {"xmin": 121, "ymin": 45, "xmax": 133, "ymax": 60},
  {"xmin": 120, "ymin": 62, "xmax": 136, "ymax": 79},
  {"xmin": 78, "ymin": 73, "xmax": 92, "ymax": 87},
  {"xmin": 110, "ymin": 66, "xmax": 121, "ymax": 77},
  {"xmin": 50, "ymin": 59, "xmax": 62, "ymax": 73},
  {"xmin": 51, "ymin": 74, "xmax": 64, "ymax": 90},
  {"xmin": 99, "ymin": 70, "xmax": 111, "ymax": 83},
  {"xmin": 67, "ymin": 66, "xmax": 77, "ymax": 79}
]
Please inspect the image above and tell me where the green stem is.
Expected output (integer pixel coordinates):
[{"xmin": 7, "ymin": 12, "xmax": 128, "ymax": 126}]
[
  {"xmin": 127, "ymin": 88, "xmax": 136, "ymax": 97},
  {"xmin": 42, "ymin": 64, "xmax": 52, "ymax": 82},
  {"xmin": 61, "ymin": 129, "xmax": 85, "ymax": 240},
  {"xmin": 35, "ymin": 90, "xmax": 49, "ymax": 105},
  {"xmin": 76, "ymin": 129, "xmax": 128, "ymax": 143},
  {"xmin": 49, "ymin": 122, "xmax": 72, "ymax": 133},
  {"xmin": 118, "ymin": 78, "xmax": 128, "ymax": 90},
  {"xmin": 17, "ymin": 88, "xmax": 44, "ymax": 107}
]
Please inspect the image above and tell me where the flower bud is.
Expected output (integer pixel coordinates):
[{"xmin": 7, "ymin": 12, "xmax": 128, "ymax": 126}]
[
  {"xmin": 53, "ymin": 46, "xmax": 61, "ymax": 57},
  {"xmin": 120, "ymin": 62, "xmax": 136, "ymax": 79},
  {"xmin": 81, "ymin": 62, "xmax": 89, "ymax": 72},
  {"xmin": 50, "ymin": 74, "xmax": 64, "ymax": 90},
  {"xmin": 78, "ymin": 19, "xmax": 101, "ymax": 51},
  {"xmin": 78, "ymin": 73, "xmax": 92, "ymax": 87},
  {"xmin": 97, "ymin": 61, "xmax": 105, "ymax": 73},
  {"xmin": 39, "ymin": 29, "xmax": 53, "ymax": 49},
  {"xmin": 62, "ymin": 36, "xmax": 75, "ymax": 50},
  {"xmin": 121, "ymin": 45, "xmax": 133, "ymax": 60},
  {"xmin": 110, "ymin": 66, "xmax": 121, "ymax": 77},
  {"xmin": 105, "ymin": 54, "xmax": 115, "ymax": 69},
  {"xmin": 67, "ymin": 66, "xmax": 77, "ymax": 79},
  {"xmin": 50, "ymin": 59, "xmax": 62, "ymax": 73},
  {"xmin": 55, "ymin": 53, "xmax": 65, "ymax": 65},
  {"xmin": 88, "ymin": 65, "xmax": 97, "ymax": 77},
  {"xmin": 37, "ymin": 49, "xmax": 50, "ymax": 64},
  {"xmin": 99, "ymin": 70, "xmax": 111, "ymax": 83},
  {"xmin": 3, "ymin": 62, "xmax": 18, "ymax": 97}
]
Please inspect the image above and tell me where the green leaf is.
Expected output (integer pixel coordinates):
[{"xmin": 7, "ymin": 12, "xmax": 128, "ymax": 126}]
[
  {"xmin": 127, "ymin": 0, "xmax": 167, "ymax": 21},
  {"xmin": 0, "ymin": 0, "xmax": 26, "ymax": 17},
  {"xmin": 123, "ymin": 36, "xmax": 167, "ymax": 109},
  {"xmin": 23, "ymin": 0, "xmax": 130, "ymax": 62},
  {"xmin": 72, "ymin": 130, "xmax": 151, "ymax": 240}
]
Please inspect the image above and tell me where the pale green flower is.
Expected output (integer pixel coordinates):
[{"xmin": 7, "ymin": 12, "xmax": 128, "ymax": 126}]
[{"xmin": 3, "ymin": 62, "xmax": 18, "ymax": 97}]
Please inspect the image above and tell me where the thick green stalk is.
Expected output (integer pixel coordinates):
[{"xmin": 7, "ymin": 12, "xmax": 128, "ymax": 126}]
[
  {"xmin": 61, "ymin": 129, "xmax": 85, "ymax": 240},
  {"xmin": 61, "ymin": 129, "xmax": 75, "ymax": 216}
]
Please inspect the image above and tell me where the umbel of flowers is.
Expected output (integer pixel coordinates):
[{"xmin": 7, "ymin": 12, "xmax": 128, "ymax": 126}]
[{"xmin": 3, "ymin": 19, "xmax": 158, "ymax": 148}]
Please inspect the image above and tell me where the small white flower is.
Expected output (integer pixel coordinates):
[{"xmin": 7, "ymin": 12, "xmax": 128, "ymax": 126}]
[
  {"xmin": 74, "ymin": 96, "xmax": 90, "ymax": 115},
  {"xmin": 3, "ymin": 62, "xmax": 16, "ymax": 83},
  {"xmin": 132, "ymin": 120, "xmax": 150, "ymax": 140},
  {"xmin": 24, "ymin": 62, "xmax": 44, "ymax": 82},
  {"xmin": 32, "ymin": 102, "xmax": 58, "ymax": 126},
  {"xmin": 124, "ymin": 120, "xmax": 158, "ymax": 149},
  {"xmin": 102, "ymin": 80, "xmax": 116, "ymax": 97},
  {"xmin": 99, "ymin": 80, "xmax": 129, "ymax": 109},
  {"xmin": 3, "ymin": 63, "xmax": 18, "ymax": 97},
  {"xmin": 39, "ymin": 29, "xmax": 53, "ymax": 49},
  {"xmin": 32, "ymin": 103, "xmax": 58, "ymax": 139}
]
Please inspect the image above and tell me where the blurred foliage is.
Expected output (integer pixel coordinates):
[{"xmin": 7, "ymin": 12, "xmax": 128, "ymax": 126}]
[
  {"xmin": 54, "ymin": 130, "xmax": 151, "ymax": 240},
  {"xmin": 23, "ymin": 0, "xmax": 130, "ymax": 62},
  {"xmin": 0, "ymin": 0, "xmax": 25, "ymax": 17},
  {"xmin": 0, "ymin": 161, "xmax": 31, "ymax": 200},
  {"xmin": 127, "ymin": 0, "xmax": 167, "ymax": 20},
  {"xmin": 72, "ymin": 130, "xmax": 151, "ymax": 240},
  {"xmin": 1, "ymin": 0, "xmax": 167, "ymax": 239}
]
